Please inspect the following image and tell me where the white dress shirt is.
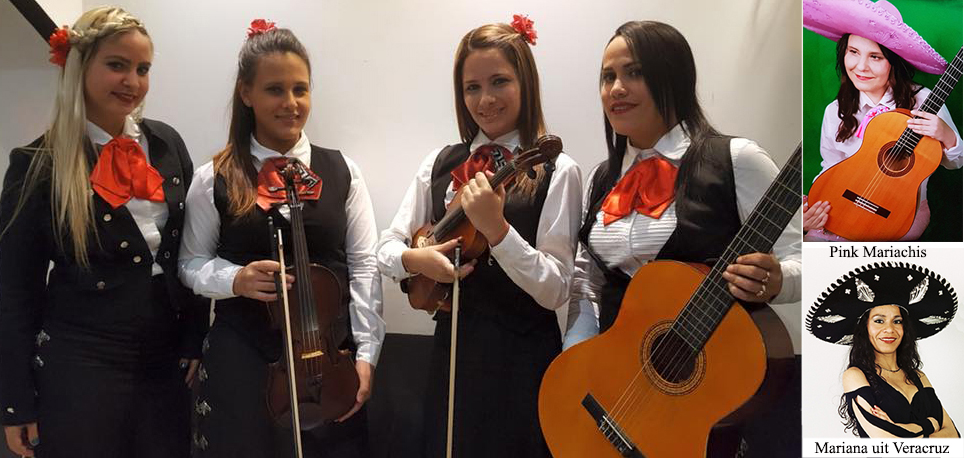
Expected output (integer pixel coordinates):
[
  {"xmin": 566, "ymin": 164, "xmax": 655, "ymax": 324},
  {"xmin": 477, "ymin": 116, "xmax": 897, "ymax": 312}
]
[
  {"xmin": 818, "ymin": 86, "xmax": 964, "ymax": 202},
  {"xmin": 376, "ymin": 130, "xmax": 583, "ymax": 311},
  {"xmin": 178, "ymin": 133, "xmax": 385, "ymax": 365},
  {"xmin": 564, "ymin": 125, "xmax": 802, "ymax": 351},
  {"xmin": 87, "ymin": 117, "xmax": 167, "ymax": 276}
]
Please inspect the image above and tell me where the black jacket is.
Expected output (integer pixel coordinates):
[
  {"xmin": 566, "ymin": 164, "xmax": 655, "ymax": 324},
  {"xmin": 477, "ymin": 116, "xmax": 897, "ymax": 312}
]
[{"xmin": 0, "ymin": 119, "xmax": 208, "ymax": 425}]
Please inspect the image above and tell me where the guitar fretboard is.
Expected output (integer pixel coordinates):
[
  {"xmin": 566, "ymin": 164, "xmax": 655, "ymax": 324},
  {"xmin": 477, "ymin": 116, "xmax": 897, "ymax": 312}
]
[
  {"xmin": 670, "ymin": 144, "xmax": 802, "ymax": 351},
  {"xmin": 895, "ymin": 48, "xmax": 963, "ymax": 155}
]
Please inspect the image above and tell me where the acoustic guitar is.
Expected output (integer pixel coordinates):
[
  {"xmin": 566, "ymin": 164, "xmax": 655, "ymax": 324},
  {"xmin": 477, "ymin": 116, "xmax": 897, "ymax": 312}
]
[
  {"xmin": 538, "ymin": 144, "xmax": 800, "ymax": 457},
  {"xmin": 808, "ymin": 48, "xmax": 962, "ymax": 241}
]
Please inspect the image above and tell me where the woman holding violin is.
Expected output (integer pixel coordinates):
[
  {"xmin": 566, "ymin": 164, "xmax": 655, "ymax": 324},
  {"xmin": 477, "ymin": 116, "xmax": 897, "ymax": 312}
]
[
  {"xmin": 562, "ymin": 21, "xmax": 802, "ymax": 456},
  {"xmin": 375, "ymin": 16, "xmax": 582, "ymax": 458},
  {"xmin": 178, "ymin": 22, "xmax": 384, "ymax": 457}
]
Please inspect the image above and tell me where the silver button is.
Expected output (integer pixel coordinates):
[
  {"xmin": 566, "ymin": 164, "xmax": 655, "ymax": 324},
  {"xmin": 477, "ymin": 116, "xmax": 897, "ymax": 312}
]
[
  {"xmin": 133, "ymin": 256, "xmax": 142, "ymax": 264},
  {"xmin": 96, "ymin": 281, "xmax": 106, "ymax": 290},
  {"xmin": 164, "ymin": 251, "xmax": 171, "ymax": 259},
  {"xmin": 120, "ymin": 241, "xmax": 129, "ymax": 249},
  {"xmin": 103, "ymin": 214, "xmax": 112, "ymax": 222},
  {"xmin": 5, "ymin": 407, "xmax": 14, "ymax": 414},
  {"xmin": 172, "ymin": 177, "xmax": 181, "ymax": 185},
  {"xmin": 171, "ymin": 229, "xmax": 179, "ymax": 237},
  {"xmin": 178, "ymin": 202, "xmax": 184, "ymax": 210},
  {"xmin": 33, "ymin": 355, "xmax": 44, "ymax": 368},
  {"xmin": 195, "ymin": 400, "xmax": 211, "ymax": 416}
]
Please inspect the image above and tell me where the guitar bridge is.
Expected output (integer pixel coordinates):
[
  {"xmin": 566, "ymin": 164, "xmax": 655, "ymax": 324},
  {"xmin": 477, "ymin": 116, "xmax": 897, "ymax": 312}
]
[
  {"xmin": 582, "ymin": 393, "xmax": 645, "ymax": 458},
  {"xmin": 842, "ymin": 190, "xmax": 891, "ymax": 218}
]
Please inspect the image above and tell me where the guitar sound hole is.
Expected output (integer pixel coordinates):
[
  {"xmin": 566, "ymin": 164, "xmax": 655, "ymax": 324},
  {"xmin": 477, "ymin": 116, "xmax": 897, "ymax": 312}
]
[
  {"xmin": 649, "ymin": 331, "xmax": 696, "ymax": 384},
  {"xmin": 876, "ymin": 141, "xmax": 914, "ymax": 177}
]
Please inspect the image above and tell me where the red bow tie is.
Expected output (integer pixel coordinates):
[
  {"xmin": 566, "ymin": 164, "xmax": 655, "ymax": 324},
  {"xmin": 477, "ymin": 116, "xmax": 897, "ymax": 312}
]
[
  {"xmin": 89, "ymin": 137, "xmax": 165, "ymax": 208},
  {"xmin": 450, "ymin": 144, "xmax": 513, "ymax": 191},
  {"xmin": 600, "ymin": 155, "xmax": 678, "ymax": 225},
  {"xmin": 256, "ymin": 157, "xmax": 322, "ymax": 211}
]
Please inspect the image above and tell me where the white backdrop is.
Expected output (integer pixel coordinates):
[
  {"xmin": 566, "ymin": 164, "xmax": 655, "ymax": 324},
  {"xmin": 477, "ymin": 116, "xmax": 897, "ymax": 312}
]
[
  {"xmin": 1, "ymin": 0, "xmax": 802, "ymax": 338},
  {"xmin": 801, "ymin": 243, "xmax": 964, "ymax": 438}
]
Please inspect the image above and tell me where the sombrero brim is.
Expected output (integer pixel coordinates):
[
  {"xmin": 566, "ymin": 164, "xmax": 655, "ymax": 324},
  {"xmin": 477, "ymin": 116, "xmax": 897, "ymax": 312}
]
[
  {"xmin": 803, "ymin": 0, "xmax": 948, "ymax": 74},
  {"xmin": 807, "ymin": 262, "xmax": 957, "ymax": 345}
]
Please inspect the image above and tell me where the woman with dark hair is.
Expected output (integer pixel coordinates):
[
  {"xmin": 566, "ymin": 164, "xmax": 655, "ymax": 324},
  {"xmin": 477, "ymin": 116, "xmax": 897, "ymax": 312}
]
[
  {"xmin": 563, "ymin": 20, "xmax": 802, "ymax": 456},
  {"xmin": 376, "ymin": 16, "xmax": 582, "ymax": 458},
  {"xmin": 808, "ymin": 263, "xmax": 959, "ymax": 438},
  {"xmin": 178, "ymin": 20, "xmax": 384, "ymax": 457},
  {"xmin": 802, "ymin": 0, "xmax": 962, "ymax": 241}
]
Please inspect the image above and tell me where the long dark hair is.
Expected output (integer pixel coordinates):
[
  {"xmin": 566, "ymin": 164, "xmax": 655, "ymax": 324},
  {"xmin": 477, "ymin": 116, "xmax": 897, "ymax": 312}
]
[
  {"xmin": 213, "ymin": 27, "xmax": 311, "ymax": 217},
  {"xmin": 834, "ymin": 33, "xmax": 919, "ymax": 142},
  {"xmin": 600, "ymin": 21, "xmax": 721, "ymax": 192},
  {"xmin": 837, "ymin": 306, "xmax": 922, "ymax": 436}
]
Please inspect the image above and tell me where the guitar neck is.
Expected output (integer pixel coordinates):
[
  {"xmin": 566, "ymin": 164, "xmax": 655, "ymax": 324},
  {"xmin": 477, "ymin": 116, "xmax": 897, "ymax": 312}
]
[
  {"xmin": 898, "ymin": 48, "xmax": 963, "ymax": 150},
  {"xmin": 671, "ymin": 144, "xmax": 802, "ymax": 351}
]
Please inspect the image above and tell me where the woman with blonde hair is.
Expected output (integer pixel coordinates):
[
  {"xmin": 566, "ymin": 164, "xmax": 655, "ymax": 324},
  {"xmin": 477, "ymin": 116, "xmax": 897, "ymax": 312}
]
[
  {"xmin": 377, "ymin": 15, "xmax": 582, "ymax": 457},
  {"xmin": 1, "ymin": 7, "xmax": 202, "ymax": 457}
]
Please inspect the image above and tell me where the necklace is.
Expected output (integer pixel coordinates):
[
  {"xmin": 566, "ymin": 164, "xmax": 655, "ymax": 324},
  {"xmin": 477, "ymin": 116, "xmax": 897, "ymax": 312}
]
[{"xmin": 877, "ymin": 364, "xmax": 901, "ymax": 373}]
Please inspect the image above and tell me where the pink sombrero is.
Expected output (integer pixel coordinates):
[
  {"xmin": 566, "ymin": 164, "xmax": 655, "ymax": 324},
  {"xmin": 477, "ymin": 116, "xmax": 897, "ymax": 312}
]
[{"xmin": 803, "ymin": 0, "xmax": 948, "ymax": 74}]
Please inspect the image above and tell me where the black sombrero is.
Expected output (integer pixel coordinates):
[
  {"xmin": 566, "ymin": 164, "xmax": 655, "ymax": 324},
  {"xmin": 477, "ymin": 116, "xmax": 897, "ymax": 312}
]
[{"xmin": 807, "ymin": 262, "xmax": 957, "ymax": 345}]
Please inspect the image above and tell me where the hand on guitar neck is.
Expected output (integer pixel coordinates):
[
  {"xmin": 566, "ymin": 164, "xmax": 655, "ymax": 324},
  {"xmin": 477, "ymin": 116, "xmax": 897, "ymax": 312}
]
[
  {"xmin": 402, "ymin": 238, "xmax": 477, "ymax": 283},
  {"xmin": 907, "ymin": 110, "xmax": 958, "ymax": 149},
  {"xmin": 721, "ymin": 253, "xmax": 783, "ymax": 303}
]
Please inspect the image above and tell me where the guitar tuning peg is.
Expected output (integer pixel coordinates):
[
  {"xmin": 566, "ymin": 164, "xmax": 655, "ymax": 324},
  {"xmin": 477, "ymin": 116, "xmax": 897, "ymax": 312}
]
[{"xmin": 544, "ymin": 161, "xmax": 556, "ymax": 173}]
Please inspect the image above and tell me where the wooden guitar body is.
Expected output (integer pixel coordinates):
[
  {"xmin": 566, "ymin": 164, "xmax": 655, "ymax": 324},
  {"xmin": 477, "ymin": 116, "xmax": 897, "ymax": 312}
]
[
  {"xmin": 538, "ymin": 261, "xmax": 793, "ymax": 457},
  {"xmin": 808, "ymin": 108, "xmax": 943, "ymax": 241}
]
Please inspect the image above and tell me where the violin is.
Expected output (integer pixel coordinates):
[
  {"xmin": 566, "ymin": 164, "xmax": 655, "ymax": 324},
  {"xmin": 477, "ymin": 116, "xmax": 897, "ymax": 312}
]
[
  {"xmin": 404, "ymin": 135, "xmax": 563, "ymax": 312},
  {"xmin": 264, "ymin": 161, "xmax": 359, "ymax": 455}
]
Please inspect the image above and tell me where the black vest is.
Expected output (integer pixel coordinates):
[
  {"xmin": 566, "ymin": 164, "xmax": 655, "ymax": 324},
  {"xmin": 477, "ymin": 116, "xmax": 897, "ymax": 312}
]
[
  {"xmin": 430, "ymin": 143, "xmax": 556, "ymax": 334},
  {"xmin": 212, "ymin": 146, "xmax": 353, "ymax": 361},
  {"xmin": 581, "ymin": 136, "xmax": 741, "ymax": 332}
]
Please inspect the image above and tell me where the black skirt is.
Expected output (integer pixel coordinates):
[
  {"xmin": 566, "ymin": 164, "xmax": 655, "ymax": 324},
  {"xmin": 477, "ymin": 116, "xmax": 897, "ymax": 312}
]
[
  {"xmin": 423, "ymin": 307, "xmax": 561, "ymax": 458},
  {"xmin": 194, "ymin": 318, "xmax": 369, "ymax": 458}
]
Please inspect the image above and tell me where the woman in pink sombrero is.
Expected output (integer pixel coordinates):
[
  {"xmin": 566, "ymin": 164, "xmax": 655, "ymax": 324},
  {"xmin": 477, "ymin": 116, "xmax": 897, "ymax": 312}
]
[{"xmin": 802, "ymin": 0, "xmax": 962, "ymax": 241}]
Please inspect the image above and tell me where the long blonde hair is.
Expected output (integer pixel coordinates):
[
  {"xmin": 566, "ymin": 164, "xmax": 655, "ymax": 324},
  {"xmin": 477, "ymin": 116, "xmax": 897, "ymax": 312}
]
[{"xmin": 6, "ymin": 7, "xmax": 148, "ymax": 267}]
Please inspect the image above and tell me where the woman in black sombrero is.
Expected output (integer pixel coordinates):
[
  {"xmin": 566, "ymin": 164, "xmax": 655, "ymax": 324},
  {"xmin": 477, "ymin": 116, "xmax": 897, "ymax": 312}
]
[{"xmin": 808, "ymin": 262, "xmax": 959, "ymax": 438}]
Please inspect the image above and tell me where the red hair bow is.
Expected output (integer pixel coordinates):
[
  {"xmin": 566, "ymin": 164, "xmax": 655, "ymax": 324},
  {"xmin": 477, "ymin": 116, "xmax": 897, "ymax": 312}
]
[
  {"xmin": 511, "ymin": 14, "xmax": 537, "ymax": 45},
  {"xmin": 48, "ymin": 26, "xmax": 71, "ymax": 67},
  {"xmin": 247, "ymin": 19, "xmax": 277, "ymax": 38}
]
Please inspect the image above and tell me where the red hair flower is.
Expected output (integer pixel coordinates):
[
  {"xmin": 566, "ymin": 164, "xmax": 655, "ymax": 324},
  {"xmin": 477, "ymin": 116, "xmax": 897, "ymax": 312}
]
[
  {"xmin": 247, "ymin": 19, "xmax": 277, "ymax": 38},
  {"xmin": 511, "ymin": 14, "xmax": 537, "ymax": 45},
  {"xmin": 48, "ymin": 26, "xmax": 71, "ymax": 67}
]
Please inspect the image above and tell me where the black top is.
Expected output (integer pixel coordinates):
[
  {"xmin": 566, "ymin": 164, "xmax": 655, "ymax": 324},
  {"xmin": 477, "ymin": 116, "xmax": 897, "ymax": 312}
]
[
  {"xmin": 845, "ymin": 371, "xmax": 945, "ymax": 438},
  {"xmin": 0, "ymin": 119, "xmax": 207, "ymax": 425},
  {"xmin": 211, "ymin": 146, "xmax": 354, "ymax": 362},
  {"xmin": 580, "ymin": 136, "xmax": 741, "ymax": 332},
  {"xmin": 429, "ymin": 143, "xmax": 557, "ymax": 334}
]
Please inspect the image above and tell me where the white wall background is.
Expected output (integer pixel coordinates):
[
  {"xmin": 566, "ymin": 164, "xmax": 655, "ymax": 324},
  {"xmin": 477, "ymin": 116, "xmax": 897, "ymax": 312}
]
[
  {"xmin": 1, "ymin": 0, "xmax": 802, "ymax": 338},
  {"xmin": 801, "ymin": 243, "xmax": 964, "ymax": 438}
]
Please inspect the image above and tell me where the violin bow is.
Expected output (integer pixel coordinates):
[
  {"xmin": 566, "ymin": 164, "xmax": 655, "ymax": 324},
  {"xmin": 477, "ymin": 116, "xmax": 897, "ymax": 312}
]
[
  {"xmin": 446, "ymin": 244, "xmax": 462, "ymax": 458},
  {"xmin": 270, "ymin": 217, "xmax": 305, "ymax": 458}
]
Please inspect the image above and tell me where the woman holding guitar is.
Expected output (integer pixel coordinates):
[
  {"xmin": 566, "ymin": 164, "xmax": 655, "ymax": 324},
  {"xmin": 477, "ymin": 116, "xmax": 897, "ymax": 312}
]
[
  {"xmin": 178, "ymin": 21, "xmax": 384, "ymax": 457},
  {"xmin": 560, "ymin": 21, "xmax": 802, "ymax": 456},
  {"xmin": 375, "ymin": 16, "xmax": 582, "ymax": 458},
  {"xmin": 803, "ymin": 0, "xmax": 962, "ymax": 242}
]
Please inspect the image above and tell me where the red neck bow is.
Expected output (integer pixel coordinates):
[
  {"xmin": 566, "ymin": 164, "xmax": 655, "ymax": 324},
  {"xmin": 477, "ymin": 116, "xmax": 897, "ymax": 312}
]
[
  {"xmin": 600, "ymin": 155, "xmax": 678, "ymax": 225},
  {"xmin": 451, "ymin": 144, "xmax": 513, "ymax": 191},
  {"xmin": 89, "ymin": 137, "xmax": 165, "ymax": 208},
  {"xmin": 256, "ymin": 156, "xmax": 322, "ymax": 211}
]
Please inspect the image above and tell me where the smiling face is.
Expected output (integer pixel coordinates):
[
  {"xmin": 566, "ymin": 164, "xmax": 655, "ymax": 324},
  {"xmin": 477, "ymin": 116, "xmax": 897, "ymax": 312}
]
[
  {"xmin": 844, "ymin": 34, "xmax": 892, "ymax": 104},
  {"xmin": 460, "ymin": 48, "xmax": 522, "ymax": 140},
  {"xmin": 600, "ymin": 36, "xmax": 667, "ymax": 148},
  {"xmin": 240, "ymin": 51, "xmax": 311, "ymax": 153},
  {"xmin": 867, "ymin": 305, "xmax": 904, "ymax": 355},
  {"xmin": 83, "ymin": 30, "xmax": 152, "ymax": 136}
]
